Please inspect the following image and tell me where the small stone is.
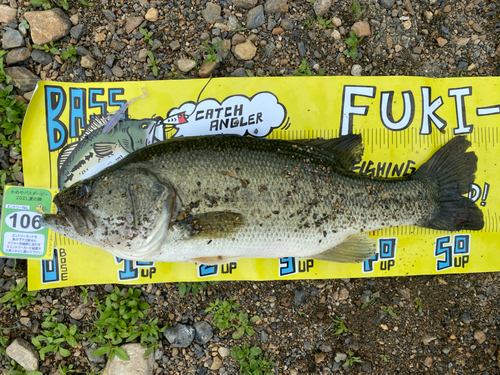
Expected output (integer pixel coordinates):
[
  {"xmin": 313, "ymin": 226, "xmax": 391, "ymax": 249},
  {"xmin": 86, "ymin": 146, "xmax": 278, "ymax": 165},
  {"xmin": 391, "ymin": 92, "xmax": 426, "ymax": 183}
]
[
  {"xmin": 424, "ymin": 10, "xmax": 433, "ymax": 22},
  {"xmin": 125, "ymin": 16, "xmax": 144, "ymax": 34},
  {"xmin": 69, "ymin": 14, "xmax": 79, "ymax": 25},
  {"xmin": 423, "ymin": 356, "xmax": 433, "ymax": 368},
  {"xmin": 218, "ymin": 347, "xmax": 230, "ymax": 357},
  {"xmin": 319, "ymin": 343, "xmax": 332, "ymax": 353},
  {"xmin": 436, "ymin": 37, "xmax": 448, "ymax": 47},
  {"xmin": 70, "ymin": 24, "xmax": 85, "ymax": 40},
  {"xmin": 234, "ymin": 40, "xmax": 257, "ymax": 60},
  {"xmin": 232, "ymin": 34, "xmax": 246, "ymax": 45},
  {"xmin": 210, "ymin": 356, "xmax": 223, "ymax": 370},
  {"xmin": 461, "ymin": 313, "xmax": 471, "ymax": 324},
  {"xmin": 102, "ymin": 9, "xmax": 116, "ymax": 21},
  {"xmin": 6, "ymin": 338, "xmax": 39, "ymax": 372},
  {"xmin": 85, "ymin": 343, "xmax": 106, "ymax": 364},
  {"xmin": 281, "ymin": 19, "xmax": 293, "ymax": 30},
  {"xmin": 313, "ymin": 0, "xmax": 331, "ymax": 17},
  {"xmin": 402, "ymin": 19, "xmax": 412, "ymax": 30},
  {"xmin": 4, "ymin": 67, "xmax": 40, "ymax": 91},
  {"xmin": 75, "ymin": 46, "xmax": 92, "ymax": 57},
  {"xmin": 457, "ymin": 37, "xmax": 470, "ymax": 47},
  {"xmin": 351, "ymin": 64, "xmax": 362, "ymax": 76},
  {"xmin": 6, "ymin": 48, "xmax": 30, "ymax": 65},
  {"xmin": 334, "ymin": 352, "xmax": 347, "ymax": 362},
  {"xmin": 202, "ymin": 3, "xmax": 221, "ymax": 24},
  {"xmin": 177, "ymin": 58, "xmax": 196, "ymax": 72},
  {"xmin": 332, "ymin": 17, "xmax": 342, "ymax": 27},
  {"xmin": 110, "ymin": 40, "xmax": 126, "ymax": 51},
  {"xmin": 380, "ymin": 324, "xmax": 389, "ymax": 330},
  {"xmin": 474, "ymin": 330, "xmax": 486, "ymax": 344},
  {"xmin": 394, "ymin": 44, "xmax": 403, "ymax": 53},
  {"xmin": 111, "ymin": 66, "xmax": 124, "ymax": 78},
  {"xmin": 230, "ymin": 67, "xmax": 247, "ymax": 77},
  {"xmin": 94, "ymin": 32, "xmax": 106, "ymax": 43},
  {"xmin": 422, "ymin": 333, "xmax": 437, "ymax": 344},
  {"xmin": 137, "ymin": 48, "xmax": 148, "ymax": 61},
  {"xmin": 379, "ymin": 0, "xmax": 395, "ymax": 9},
  {"xmin": 164, "ymin": 324, "xmax": 196, "ymax": 347},
  {"xmin": 170, "ymin": 40, "xmax": 181, "ymax": 51},
  {"xmin": 25, "ymin": 9, "xmax": 72, "ymax": 45},
  {"xmin": 0, "ymin": 5, "xmax": 17, "ymax": 24},
  {"xmin": 315, "ymin": 352, "xmax": 326, "ymax": 363},
  {"xmin": 246, "ymin": 5, "xmax": 265, "ymax": 29},
  {"xmin": 264, "ymin": 0, "xmax": 288, "ymax": 14},
  {"xmin": 443, "ymin": 4, "xmax": 451, "ymax": 12},
  {"xmin": 233, "ymin": 0, "xmax": 257, "ymax": 9},
  {"xmin": 199, "ymin": 61, "xmax": 217, "ymax": 78},
  {"xmin": 472, "ymin": 23, "xmax": 482, "ymax": 33},
  {"xmin": 398, "ymin": 288, "xmax": 411, "ymax": 300},
  {"xmin": 102, "ymin": 343, "xmax": 154, "ymax": 374},
  {"xmin": 69, "ymin": 304, "xmax": 87, "ymax": 320},
  {"xmin": 272, "ymin": 27, "xmax": 284, "ymax": 35},
  {"xmin": 294, "ymin": 288, "xmax": 307, "ymax": 305},
  {"xmin": 442, "ymin": 346, "xmax": 452, "ymax": 354},
  {"xmin": 20, "ymin": 317, "xmax": 30, "ymax": 326},
  {"xmin": 145, "ymin": 8, "xmax": 158, "ymax": 22},
  {"xmin": 332, "ymin": 29, "xmax": 341, "ymax": 40},
  {"xmin": 351, "ymin": 21, "xmax": 371, "ymax": 37},
  {"xmin": 1, "ymin": 29, "xmax": 24, "ymax": 49},
  {"xmin": 194, "ymin": 321, "xmax": 213, "ymax": 345}
]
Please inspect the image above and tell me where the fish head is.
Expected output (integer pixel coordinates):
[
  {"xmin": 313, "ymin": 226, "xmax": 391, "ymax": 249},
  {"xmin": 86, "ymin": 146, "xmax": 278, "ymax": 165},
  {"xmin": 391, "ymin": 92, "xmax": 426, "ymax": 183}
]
[{"xmin": 42, "ymin": 167, "xmax": 177, "ymax": 259}]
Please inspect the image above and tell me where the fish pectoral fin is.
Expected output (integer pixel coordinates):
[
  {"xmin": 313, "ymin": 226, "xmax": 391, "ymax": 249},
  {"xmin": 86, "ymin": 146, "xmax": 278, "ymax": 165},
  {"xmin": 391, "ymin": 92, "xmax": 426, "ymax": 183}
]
[
  {"xmin": 58, "ymin": 143, "xmax": 78, "ymax": 169},
  {"xmin": 93, "ymin": 142, "xmax": 117, "ymax": 157},
  {"xmin": 189, "ymin": 256, "xmax": 240, "ymax": 265},
  {"xmin": 176, "ymin": 211, "xmax": 245, "ymax": 239},
  {"xmin": 313, "ymin": 234, "xmax": 376, "ymax": 263}
]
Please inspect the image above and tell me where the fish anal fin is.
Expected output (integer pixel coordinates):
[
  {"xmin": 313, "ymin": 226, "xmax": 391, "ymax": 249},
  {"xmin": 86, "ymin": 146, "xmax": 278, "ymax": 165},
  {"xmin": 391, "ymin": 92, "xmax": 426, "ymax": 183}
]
[
  {"xmin": 58, "ymin": 143, "xmax": 78, "ymax": 169},
  {"xmin": 313, "ymin": 234, "xmax": 376, "ymax": 263},
  {"xmin": 93, "ymin": 142, "xmax": 117, "ymax": 157},
  {"xmin": 300, "ymin": 134, "xmax": 364, "ymax": 170},
  {"xmin": 189, "ymin": 256, "xmax": 240, "ymax": 265},
  {"xmin": 175, "ymin": 211, "xmax": 245, "ymax": 239}
]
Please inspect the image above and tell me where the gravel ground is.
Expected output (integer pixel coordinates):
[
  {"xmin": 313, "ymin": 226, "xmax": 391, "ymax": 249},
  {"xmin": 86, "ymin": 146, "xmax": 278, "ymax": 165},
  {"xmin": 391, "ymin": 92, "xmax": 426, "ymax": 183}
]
[{"xmin": 1, "ymin": 0, "xmax": 500, "ymax": 373}]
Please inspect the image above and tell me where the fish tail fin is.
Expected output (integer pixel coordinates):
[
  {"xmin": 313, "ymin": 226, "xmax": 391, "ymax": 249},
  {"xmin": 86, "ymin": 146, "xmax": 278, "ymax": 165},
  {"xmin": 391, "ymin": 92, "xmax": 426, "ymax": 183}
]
[{"xmin": 413, "ymin": 136, "xmax": 484, "ymax": 231}]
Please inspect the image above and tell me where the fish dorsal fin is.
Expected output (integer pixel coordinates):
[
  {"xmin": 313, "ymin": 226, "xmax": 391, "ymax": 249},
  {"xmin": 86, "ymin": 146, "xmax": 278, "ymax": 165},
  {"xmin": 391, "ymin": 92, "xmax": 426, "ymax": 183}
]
[
  {"xmin": 81, "ymin": 114, "xmax": 112, "ymax": 138},
  {"xmin": 93, "ymin": 142, "xmax": 117, "ymax": 157},
  {"xmin": 58, "ymin": 142, "xmax": 78, "ymax": 169},
  {"xmin": 189, "ymin": 256, "xmax": 240, "ymax": 265},
  {"xmin": 300, "ymin": 134, "xmax": 364, "ymax": 170},
  {"xmin": 174, "ymin": 211, "xmax": 245, "ymax": 239},
  {"xmin": 313, "ymin": 234, "xmax": 376, "ymax": 263}
]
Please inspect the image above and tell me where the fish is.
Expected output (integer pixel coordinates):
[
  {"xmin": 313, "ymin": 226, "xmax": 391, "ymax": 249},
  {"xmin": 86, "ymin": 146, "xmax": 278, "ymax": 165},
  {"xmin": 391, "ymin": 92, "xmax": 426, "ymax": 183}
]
[
  {"xmin": 42, "ymin": 134, "xmax": 484, "ymax": 264},
  {"xmin": 57, "ymin": 114, "xmax": 164, "ymax": 189},
  {"xmin": 102, "ymin": 88, "xmax": 149, "ymax": 134}
]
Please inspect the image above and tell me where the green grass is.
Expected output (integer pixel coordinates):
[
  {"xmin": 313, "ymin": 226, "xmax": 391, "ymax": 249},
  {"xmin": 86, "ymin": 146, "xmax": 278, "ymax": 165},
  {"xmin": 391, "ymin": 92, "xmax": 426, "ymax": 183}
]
[
  {"xmin": 325, "ymin": 315, "xmax": 358, "ymax": 336},
  {"xmin": 200, "ymin": 40, "xmax": 224, "ymax": 65},
  {"xmin": 61, "ymin": 45, "xmax": 77, "ymax": 63},
  {"xmin": 343, "ymin": 30, "xmax": 364, "ymax": 59},
  {"xmin": 205, "ymin": 297, "xmax": 259, "ymax": 339},
  {"xmin": 343, "ymin": 350, "xmax": 362, "ymax": 368},
  {"xmin": 0, "ymin": 280, "xmax": 37, "ymax": 310},
  {"xmin": 380, "ymin": 306, "xmax": 398, "ymax": 318},
  {"xmin": 32, "ymin": 42, "xmax": 60, "ymax": 55},
  {"xmin": 178, "ymin": 281, "xmax": 218, "ymax": 297},
  {"xmin": 30, "ymin": 0, "xmax": 93, "ymax": 10},
  {"xmin": 147, "ymin": 51, "xmax": 159, "ymax": 77},
  {"xmin": 414, "ymin": 298, "xmax": 422, "ymax": 313},
  {"xmin": 317, "ymin": 17, "xmax": 334, "ymax": 29},
  {"xmin": 351, "ymin": 0, "xmax": 365, "ymax": 19},
  {"xmin": 0, "ymin": 51, "xmax": 11, "ymax": 83},
  {"xmin": 140, "ymin": 28, "xmax": 154, "ymax": 46},
  {"xmin": 231, "ymin": 343, "xmax": 275, "ymax": 375}
]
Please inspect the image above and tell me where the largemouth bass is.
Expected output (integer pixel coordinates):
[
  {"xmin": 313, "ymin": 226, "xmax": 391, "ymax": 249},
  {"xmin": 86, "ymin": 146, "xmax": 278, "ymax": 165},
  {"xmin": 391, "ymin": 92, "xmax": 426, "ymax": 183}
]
[{"xmin": 42, "ymin": 135, "xmax": 484, "ymax": 264}]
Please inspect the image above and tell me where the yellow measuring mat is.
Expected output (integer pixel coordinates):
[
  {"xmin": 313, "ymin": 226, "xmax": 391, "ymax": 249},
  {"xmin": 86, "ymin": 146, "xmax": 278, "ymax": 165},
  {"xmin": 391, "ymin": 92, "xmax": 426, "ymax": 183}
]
[{"xmin": 23, "ymin": 77, "xmax": 500, "ymax": 290}]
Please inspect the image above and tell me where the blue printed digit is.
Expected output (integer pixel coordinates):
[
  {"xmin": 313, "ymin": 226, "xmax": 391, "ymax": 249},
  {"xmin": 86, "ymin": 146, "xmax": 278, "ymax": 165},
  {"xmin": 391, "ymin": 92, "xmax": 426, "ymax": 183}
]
[
  {"xmin": 379, "ymin": 238, "xmax": 396, "ymax": 259},
  {"xmin": 362, "ymin": 253, "xmax": 379, "ymax": 273},
  {"xmin": 197, "ymin": 264, "xmax": 218, "ymax": 277},
  {"xmin": 435, "ymin": 236, "xmax": 452, "ymax": 271},
  {"xmin": 453, "ymin": 234, "xmax": 470, "ymax": 255},
  {"xmin": 279, "ymin": 257, "xmax": 296, "ymax": 277},
  {"xmin": 115, "ymin": 257, "xmax": 139, "ymax": 280},
  {"xmin": 41, "ymin": 248, "xmax": 60, "ymax": 283}
]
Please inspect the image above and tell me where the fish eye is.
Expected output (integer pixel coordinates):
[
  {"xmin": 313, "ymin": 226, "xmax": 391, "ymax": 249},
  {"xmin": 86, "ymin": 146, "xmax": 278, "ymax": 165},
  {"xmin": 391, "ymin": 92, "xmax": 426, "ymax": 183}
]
[
  {"xmin": 78, "ymin": 185, "xmax": 90, "ymax": 197},
  {"xmin": 140, "ymin": 122, "xmax": 149, "ymax": 129}
]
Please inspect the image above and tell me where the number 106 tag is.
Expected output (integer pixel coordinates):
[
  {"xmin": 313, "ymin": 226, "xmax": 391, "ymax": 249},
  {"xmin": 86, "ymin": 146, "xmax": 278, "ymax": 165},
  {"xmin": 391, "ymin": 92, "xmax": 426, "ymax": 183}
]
[{"xmin": 0, "ymin": 186, "xmax": 59, "ymax": 259}]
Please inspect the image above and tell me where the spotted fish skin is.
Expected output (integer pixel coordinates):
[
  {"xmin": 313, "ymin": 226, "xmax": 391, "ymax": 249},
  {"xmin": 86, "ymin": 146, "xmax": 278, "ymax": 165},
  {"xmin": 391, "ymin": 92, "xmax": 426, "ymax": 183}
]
[{"xmin": 43, "ymin": 135, "xmax": 483, "ymax": 264}]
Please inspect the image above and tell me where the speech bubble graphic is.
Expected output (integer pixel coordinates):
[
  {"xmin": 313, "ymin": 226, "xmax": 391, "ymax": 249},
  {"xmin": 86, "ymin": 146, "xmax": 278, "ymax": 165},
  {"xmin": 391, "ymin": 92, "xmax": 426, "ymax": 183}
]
[{"xmin": 165, "ymin": 92, "xmax": 288, "ymax": 138}]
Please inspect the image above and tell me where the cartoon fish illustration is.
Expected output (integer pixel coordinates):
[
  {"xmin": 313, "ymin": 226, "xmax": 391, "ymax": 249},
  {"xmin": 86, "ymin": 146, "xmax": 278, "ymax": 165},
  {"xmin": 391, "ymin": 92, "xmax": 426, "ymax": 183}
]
[
  {"xmin": 43, "ymin": 135, "xmax": 483, "ymax": 265},
  {"xmin": 57, "ymin": 115, "xmax": 164, "ymax": 189},
  {"xmin": 102, "ymin": 88, "xmax": 149, "ymax": 134},
  {"xmin": 35, "ymin": 205, "xmax": 46, "ymax": 214}
]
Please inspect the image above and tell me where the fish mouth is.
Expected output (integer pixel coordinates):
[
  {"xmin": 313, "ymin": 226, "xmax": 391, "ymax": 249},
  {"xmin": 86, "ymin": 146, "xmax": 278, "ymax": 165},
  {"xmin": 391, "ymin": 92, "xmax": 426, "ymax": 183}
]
[{"xmin": 48, "ymin": 194, "xmax": 96, "ymax": 235}]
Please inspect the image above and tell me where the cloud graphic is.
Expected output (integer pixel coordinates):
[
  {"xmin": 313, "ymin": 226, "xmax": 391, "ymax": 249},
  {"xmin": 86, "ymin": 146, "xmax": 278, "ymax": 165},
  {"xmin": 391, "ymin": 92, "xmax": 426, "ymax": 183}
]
[{"xmin": 165, "ymin": 92, "xmax": 287, "ymax": 138}]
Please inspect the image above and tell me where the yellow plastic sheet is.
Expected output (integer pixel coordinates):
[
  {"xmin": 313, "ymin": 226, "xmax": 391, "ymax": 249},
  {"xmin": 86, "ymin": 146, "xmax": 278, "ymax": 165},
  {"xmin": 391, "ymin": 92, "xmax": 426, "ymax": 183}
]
[{"xmin": 23, "ymin": 77, "xmax": 500, "ymax": 290}]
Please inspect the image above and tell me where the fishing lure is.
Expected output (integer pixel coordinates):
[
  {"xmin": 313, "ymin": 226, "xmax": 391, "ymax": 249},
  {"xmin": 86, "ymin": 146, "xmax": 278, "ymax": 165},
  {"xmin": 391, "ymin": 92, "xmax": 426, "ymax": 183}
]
[{"xmin": 102, "ymin": 87, "xmax": 149, "ymax": 134}]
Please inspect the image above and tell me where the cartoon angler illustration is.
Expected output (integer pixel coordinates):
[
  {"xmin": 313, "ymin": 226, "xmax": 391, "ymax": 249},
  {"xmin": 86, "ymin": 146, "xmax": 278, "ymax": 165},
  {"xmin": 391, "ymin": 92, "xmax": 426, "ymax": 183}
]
[{"xmin": 58, "ymin": 114, "xmax": 164, "ymax": 189}]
